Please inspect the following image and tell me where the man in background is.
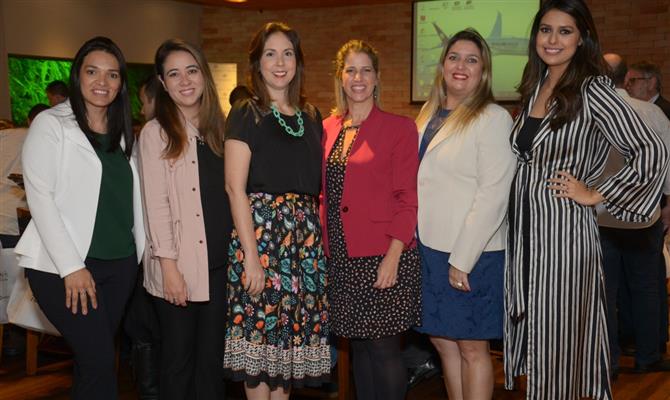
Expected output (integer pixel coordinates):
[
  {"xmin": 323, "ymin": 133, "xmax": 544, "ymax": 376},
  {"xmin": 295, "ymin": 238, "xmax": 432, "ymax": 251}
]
[
  {"xmin": 626, "ymin": 61, "xmax": 670, "ymax": 119},
  {"xmin": 626, "ymin": 60, "xmax": 670, "ymax": 359},
  {"xmin": 139, "ymin": 75, "xmax": 159, "ymax": 122},
  {"xmin": 27, "ymin": 104, "xmax": 49, "ymax": 125},
  {"xmin": 228, "ymin": 84, "xmax": 252, "ymax": 107},
  {"xmin": 123, "ymin": 74, "xmax": 161, "ymax": 400},
  {"xmin": 45, "ymin": 80, "xmax": 69, "ymax": 107},
  {"xmin": 599, "ymin": 53, "xmax": 670, "ymax": 377}
]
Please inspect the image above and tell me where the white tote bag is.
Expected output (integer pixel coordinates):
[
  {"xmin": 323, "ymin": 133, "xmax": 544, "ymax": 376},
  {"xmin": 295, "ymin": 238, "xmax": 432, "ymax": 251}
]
[
  {"xmin": 6, "ymin": 268, "xmax": 60, "ymax": 336},
  {"xmin": 0, "ymin": 248, "xmax": 21, "ymax": 323}
]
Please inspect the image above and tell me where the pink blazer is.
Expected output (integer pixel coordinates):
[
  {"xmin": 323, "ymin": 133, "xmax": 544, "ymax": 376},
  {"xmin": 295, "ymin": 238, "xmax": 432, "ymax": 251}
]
[
  {"xmin": 137, "ymin": 120, "xmax": 211, "ymax": 301},
  {"xmin": 321, "ymin": 106, "xmax": 419, "ymax": 257}
]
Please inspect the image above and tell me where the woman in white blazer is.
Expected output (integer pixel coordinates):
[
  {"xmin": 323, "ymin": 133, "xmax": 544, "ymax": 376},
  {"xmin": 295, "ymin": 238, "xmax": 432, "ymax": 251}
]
[
  {"xmin": 414, "ymin": 29, "xmax": 515, "ymax": 400},
  {"xmin": 14, "ymin": 37, "xmax": 144, "ymax": 400}
]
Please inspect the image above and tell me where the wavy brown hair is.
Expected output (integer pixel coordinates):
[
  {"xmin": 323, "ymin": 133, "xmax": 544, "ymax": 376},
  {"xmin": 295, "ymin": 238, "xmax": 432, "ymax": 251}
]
[
  {"xmin": 518, "ymin": 0, "xmax": 607, "ymax": 131},
  {"xmin": 154, "ymin": 39, "xmax": 225, "ymax": 159},
  {"xmin": 247, "ymin": 22, "xmax": 314, "ymax": 118}
]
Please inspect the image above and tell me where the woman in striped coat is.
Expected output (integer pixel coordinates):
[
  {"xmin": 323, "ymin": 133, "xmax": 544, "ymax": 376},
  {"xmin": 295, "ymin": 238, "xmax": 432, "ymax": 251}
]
[{"xmin": 505, "ymin": 0, "xmax": 668, "ymax": 399}]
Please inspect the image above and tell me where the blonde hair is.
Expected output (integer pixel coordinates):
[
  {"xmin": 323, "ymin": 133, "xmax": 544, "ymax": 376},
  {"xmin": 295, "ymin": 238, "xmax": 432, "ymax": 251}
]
[
  {"xmin": 415, "ymin": 29, "xmax": 494, "ymax": 136},
  {"xmin": 332, "ymin": 40, "xmax": 381, "ymax": 117}
]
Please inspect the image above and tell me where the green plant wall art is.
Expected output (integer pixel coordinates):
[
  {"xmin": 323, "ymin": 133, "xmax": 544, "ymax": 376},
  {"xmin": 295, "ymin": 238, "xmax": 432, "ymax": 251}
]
[{"xmin": 8, "ymin": 54, "xmax": 153, "ymax": 126}]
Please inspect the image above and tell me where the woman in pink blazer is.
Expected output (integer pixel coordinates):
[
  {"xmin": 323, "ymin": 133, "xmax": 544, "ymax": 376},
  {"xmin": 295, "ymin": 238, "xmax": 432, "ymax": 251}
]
[
  {"xmin": 138, "ymin": 39, "xmax": 231, "ymax": 400},
  {"xmin": 321, "ymin": 40, "xmax": 421, "ymax": 400}
]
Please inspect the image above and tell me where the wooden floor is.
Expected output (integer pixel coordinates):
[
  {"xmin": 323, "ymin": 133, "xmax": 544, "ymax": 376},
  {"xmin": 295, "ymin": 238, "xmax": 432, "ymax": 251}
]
[{"xmin": 1, "ymin": 343, "xmax": 670, "ymax": 400}]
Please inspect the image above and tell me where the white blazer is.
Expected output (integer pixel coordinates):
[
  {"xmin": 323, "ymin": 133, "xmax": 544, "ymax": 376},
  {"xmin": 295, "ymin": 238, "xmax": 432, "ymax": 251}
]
[
  {"xmin": 14, "ymin": 101, "xmax": 145, "ymax": 277},
  {"xmin": 417, "ymin": 103, "xmax": 515, "ymax": 273}
]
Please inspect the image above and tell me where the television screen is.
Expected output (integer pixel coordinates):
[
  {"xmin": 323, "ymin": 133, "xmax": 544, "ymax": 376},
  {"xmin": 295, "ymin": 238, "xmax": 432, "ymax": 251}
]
[
  {"xmin": 412, "ymin": 0, "xmax": 539, "ymax": 102},
  {"xmin": 8, "ymin": 55, "xmax": 153, "ymax": 126}
]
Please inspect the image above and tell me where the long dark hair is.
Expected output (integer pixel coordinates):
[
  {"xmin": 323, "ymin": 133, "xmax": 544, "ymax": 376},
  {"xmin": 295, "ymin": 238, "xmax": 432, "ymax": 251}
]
[
  {"xmin": 518, "ymin": 0, "xmax": 607, "ymax": 130},
  {"xmin": 154, "ymin": 39, "xmax": 226, "ymax": 159},
  {"xmin": 248, "ymin": 22, "xmax": 312, "ymax": 116},
  {"xmin": 69, "ymin": 36, "xmax": 133, "ymax": 157}
]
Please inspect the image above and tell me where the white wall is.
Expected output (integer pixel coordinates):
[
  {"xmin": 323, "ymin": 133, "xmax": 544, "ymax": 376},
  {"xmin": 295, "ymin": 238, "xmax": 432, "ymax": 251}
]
[{"xmin": 0, "ymin": 0, "xmax": 203, "ymax": 119}]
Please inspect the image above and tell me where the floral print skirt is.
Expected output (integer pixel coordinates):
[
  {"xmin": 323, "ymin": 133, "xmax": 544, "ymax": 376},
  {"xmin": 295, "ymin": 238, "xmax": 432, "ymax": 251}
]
[{"xmin": 224, "ymin": 192, "xmax": 331, "ymax": 390}]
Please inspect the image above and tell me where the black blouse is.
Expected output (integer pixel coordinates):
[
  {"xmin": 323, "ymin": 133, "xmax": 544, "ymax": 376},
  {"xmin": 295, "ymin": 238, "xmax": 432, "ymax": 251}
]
[
  {"xmin": 225, "ymin": 99, "xmax": 323, "ymax": 196},
  {"xmin": 516, "ymin": 116, "xmax": 543, "ymax": 155},
  {"xmin": 197, "ymin": 138, "xmax": 232, "ymax": 270}
]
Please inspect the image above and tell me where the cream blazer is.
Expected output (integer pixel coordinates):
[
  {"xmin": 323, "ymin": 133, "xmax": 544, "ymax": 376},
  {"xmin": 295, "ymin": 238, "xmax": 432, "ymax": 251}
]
[
  {"xmin": 14, "ymin": 101, "xmax": 145, "ymax": 277},
  {"xmin": 417, "ymin": 103, "xmax": 515, "ymax": 273}
]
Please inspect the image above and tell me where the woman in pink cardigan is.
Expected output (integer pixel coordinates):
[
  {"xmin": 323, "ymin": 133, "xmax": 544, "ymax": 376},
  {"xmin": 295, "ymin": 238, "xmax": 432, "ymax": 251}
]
[{"xmin": 138, "ymin": 39, "xmax": 231, "ymax": 400}]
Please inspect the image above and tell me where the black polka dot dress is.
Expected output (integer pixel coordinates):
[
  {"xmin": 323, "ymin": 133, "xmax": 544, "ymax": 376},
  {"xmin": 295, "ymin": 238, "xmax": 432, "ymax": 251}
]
[{"xmin": 326, "ymin": 127, "xmax": 421, "ymax": 340}]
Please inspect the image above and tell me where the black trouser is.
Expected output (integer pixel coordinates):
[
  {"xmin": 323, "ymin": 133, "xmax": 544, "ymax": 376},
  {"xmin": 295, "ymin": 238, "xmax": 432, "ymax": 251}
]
[
  {"xmin": 124, "ymin": 265, "xmax": 160, "ymax": 342},
  {"xmin": 26, "ymin": 255, "xmax": 137, "ymax": 400},
  {"xmin": 600, "ymin": 221, "xmax": 664, "ymax": 368},
  {"xmin": 659, "ymin": 252, "xmax": 669, "ymax": 352},
  {"xmin": 153, "ymin": 266, "xmax": 227, "ymax": 400},
  {"xmin": 350, "ymin": 334, "xmax": 407, "ymax": 400},
  {"xmin": 123, "ymin": 264, "xmax": 161, "ymax": 399}
]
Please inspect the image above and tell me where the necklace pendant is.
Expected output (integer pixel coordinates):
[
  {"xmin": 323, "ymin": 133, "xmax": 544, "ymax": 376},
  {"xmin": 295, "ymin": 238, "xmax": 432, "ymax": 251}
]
[{"xmin": 271, "ymin": 105, "xmax": 305, "ymax": 137}]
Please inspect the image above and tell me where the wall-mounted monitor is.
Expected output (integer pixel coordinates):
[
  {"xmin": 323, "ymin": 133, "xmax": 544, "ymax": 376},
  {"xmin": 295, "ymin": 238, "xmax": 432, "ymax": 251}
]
[
  {"xmin": 8, "ymin": 54, "xmax": 153, "ymax": 126},
  {"xmin": 412, "ymin": 0, "xmax": 539, "ymax": 102}
]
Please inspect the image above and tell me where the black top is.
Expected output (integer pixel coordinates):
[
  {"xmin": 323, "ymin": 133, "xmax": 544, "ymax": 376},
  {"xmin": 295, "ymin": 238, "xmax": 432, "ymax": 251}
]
[
  {"xmin": 225, "ymin": 99, "xmax": 323, "ymax": 196},
  {"xmin": 197, "ymin": 138, "xmax": 233, "ymax": 270},
  {"xmin": 516, "ymin": 117, "xmax": 543, "ymax": 154},
  {"xmin": 655, "ymin": 96, "xmax": 670, "ymax": 120},
  {"xmin": 87, "ymin": 133, "xmax": 135, "ymax": 260}
]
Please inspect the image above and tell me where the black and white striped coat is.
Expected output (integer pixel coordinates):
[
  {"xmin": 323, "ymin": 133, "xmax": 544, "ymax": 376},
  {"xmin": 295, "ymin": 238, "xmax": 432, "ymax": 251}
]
[{"xmin": 504, "ymin": 76, "xmax": 669, "ymax": 400}]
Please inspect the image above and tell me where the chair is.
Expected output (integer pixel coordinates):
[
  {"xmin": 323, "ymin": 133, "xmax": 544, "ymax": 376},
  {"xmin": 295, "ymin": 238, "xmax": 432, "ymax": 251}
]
[{"xmin": 337, "ymin": 337, "xmax": 350, "ymax": 400}]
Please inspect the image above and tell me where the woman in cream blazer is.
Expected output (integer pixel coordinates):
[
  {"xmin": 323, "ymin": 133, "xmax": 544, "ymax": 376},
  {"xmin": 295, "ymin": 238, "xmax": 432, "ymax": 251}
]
[{"xmin": 414, "ymin": 29, "xmax": 515, "ymax": 400}]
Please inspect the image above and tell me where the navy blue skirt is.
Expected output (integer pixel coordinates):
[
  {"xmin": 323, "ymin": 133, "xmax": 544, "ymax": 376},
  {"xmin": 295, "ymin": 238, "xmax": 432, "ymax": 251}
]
[{"xmin": 415, "ymin": 241, "xmax": 504, "ymax": 339}]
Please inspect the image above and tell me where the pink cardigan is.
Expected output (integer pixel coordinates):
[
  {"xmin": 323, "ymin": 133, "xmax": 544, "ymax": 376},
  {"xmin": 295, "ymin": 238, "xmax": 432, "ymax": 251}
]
[{"xmin": 138, "ymin": 120, "xmax": 211, "ymax": 301}]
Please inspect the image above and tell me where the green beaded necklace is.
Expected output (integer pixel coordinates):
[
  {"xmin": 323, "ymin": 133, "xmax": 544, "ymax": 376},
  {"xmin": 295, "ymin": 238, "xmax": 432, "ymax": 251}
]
[{"xmin": 271, "ymin": 104, "xmax": 305, "ymax": 137}]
